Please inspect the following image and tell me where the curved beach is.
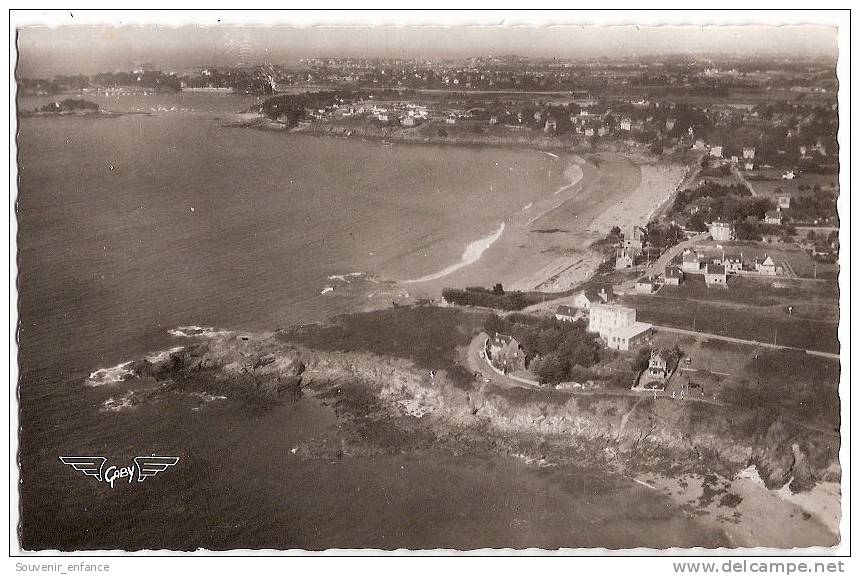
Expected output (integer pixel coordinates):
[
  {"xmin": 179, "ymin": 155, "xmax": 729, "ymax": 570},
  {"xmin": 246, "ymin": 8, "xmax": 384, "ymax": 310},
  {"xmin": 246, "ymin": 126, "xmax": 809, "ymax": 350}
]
[{"xmin": 399, "ymin": 152, "xmax": 688, "ymax": 297}]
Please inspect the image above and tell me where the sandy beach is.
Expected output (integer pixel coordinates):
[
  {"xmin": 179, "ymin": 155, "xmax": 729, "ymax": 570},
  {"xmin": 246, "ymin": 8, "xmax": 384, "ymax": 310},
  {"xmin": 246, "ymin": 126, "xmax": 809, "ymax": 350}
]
[
  {"xmin": 398, "ymin": 153, "xmax": 690, "ymax": 296},
  {"xmin": 637, "ymin": 468, "xmax": 840, "ymax": 549},
  {"xmin": 509, "ymin": 156, "xmax": 688, "ymax": 293}
]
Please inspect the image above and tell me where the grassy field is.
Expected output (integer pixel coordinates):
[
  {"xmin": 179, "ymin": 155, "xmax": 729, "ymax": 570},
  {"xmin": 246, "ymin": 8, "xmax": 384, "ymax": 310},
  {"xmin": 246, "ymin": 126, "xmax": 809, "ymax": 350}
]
[
  {"xmin": 723, "ymin": 347, "xmax": 840, "ymax": 431},
  {"xmin": 648, "ymin": 330, "xmax": 840, "ymax": 430},
  {"xmin": 622, "ymin": 291, "xmax": 839, "ymax": 353},
  {"xmin": 746, "ymin": 170, "xmax": 839, "ymax": 199},
  {"xmin": 654, "ymin": 274, "xmax": 839, "ymax": 321}
]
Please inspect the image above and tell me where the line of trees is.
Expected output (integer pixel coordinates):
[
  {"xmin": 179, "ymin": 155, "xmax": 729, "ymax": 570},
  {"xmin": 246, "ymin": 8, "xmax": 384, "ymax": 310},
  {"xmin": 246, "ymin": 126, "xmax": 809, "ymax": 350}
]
[{"xmin": 442, "ymin": 284, "xmax": 531, "ymax": 311}]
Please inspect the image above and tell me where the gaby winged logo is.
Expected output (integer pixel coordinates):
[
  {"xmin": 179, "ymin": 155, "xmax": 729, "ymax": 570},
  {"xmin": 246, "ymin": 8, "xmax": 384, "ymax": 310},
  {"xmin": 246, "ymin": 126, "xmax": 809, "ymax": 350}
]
[{"xmin": 59, "ymin": 456, "xmax": 179, "ymax": 488}]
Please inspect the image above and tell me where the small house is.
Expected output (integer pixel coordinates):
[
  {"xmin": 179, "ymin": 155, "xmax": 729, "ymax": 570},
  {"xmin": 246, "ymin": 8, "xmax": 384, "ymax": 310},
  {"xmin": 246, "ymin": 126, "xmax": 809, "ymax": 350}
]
[
  {"xmin": 648, "ymin": 348, "xmax": 669, "ymax": 379},
  {"xmin": 635, "ymin": 276, "xmax": 658, "ymax": 294},
  {"xmin": 681, "ymin": 249, "xmax": 702, "ymax": 273},
  {"xmin": 723, "ymin": 254, "xmax": 743, "ymax": 274},
  {"xmin": 764, "ymin": 210, "xmax": 784, "ymax": 225},
  {"xmin": 555, "ymin": 305, "xmax": 579, "ymax": 323},
  {"xmin": 704, "ymin": 263, "xmax": 727, "ymax": 287},
  {"xmin": 664, "ymin": 266, "xmax": 684, "ymax": 285},
  {"xmin": 709, "ymin": 220, "xmax": 734, "ymax": 242},
  {"xmin": 756, "ymin": 255, "xmax": 777, "ymax": 276},
  {"xmin": 487, "ymin": 333, "xmax": 526, "ymax": 373},
  {"xmin": 573, "ymin": 286, "xmax": 613, "ymax": 310},
  {"xmin": 743, "ymin": 147, "xmax": 756, "ymax": 159},
  {"xmin": 622, "ymin": 227, "xmax": 646, "ymax": 255},
  {"xmin": 615, "ymin": 248, "xmax": 634, "ymax": 270},
  {"xmin": 777, "ymin": 195, "xmax": 791, "ymax": 210},
  {"xmin": 710, "ymin": 146, "xmax": 723, "ymax": 158}
]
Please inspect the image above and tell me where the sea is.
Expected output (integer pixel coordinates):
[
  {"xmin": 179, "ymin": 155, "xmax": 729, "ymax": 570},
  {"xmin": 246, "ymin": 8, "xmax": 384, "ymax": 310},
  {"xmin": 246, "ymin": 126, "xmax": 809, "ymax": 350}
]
[{"xmin": 15, "ymin": 92, "xmax": 728, "ymax": 550}]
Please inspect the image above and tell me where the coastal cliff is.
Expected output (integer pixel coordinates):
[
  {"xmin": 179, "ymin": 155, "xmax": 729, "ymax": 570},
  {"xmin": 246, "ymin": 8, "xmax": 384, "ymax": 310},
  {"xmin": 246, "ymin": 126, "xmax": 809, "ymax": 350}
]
[{"xmin": 115, "ymin": 324, "xmax": 840, "ymax": 546}]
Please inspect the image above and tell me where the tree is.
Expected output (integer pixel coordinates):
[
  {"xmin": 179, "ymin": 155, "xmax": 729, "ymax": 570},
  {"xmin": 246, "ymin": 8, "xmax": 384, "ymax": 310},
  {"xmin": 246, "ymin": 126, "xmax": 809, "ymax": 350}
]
[
  {"xmin": 536, "ymin": 353, "xmax": 566, "ymax": 385},
  {"xmin": 633, "ymin": 346, "xmax": 652, "ymax": 373},
  {"xmin": 492, "ymin": 283, "xmax": 505, "ymax": 295}
]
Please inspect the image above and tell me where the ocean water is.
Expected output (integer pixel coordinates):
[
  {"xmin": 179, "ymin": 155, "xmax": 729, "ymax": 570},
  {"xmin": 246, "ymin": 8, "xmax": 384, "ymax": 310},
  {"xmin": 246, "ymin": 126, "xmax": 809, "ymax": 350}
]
[{"xmin": 15, "ymin": 93, "xmax": 726, "ymax": 550}]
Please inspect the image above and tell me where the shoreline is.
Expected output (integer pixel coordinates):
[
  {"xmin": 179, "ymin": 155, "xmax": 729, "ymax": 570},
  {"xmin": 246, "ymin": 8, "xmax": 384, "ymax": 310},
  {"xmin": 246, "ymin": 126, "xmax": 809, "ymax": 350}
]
[
  {"xmin": 402, "ymin": 222, "xmax": 507, "ymax": 284},
  {"xmin": 223, "ymin": 112, "xmax": 655, "ymax": 157},
  {"xmin": 226, "ymin": 113, "xmax": 688, "ymax": 300},
  {"xmin": 639, "ymin": 469, "xmax": 840, "ymax": 549},
  {"xmin": 102, "ymin": 326, "xmax": 840, "ymax": 549}
]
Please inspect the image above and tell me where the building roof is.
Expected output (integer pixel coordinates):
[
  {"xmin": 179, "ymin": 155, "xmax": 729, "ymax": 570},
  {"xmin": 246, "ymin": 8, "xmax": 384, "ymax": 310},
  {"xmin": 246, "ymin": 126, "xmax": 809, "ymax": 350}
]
[
  {"xmin": 556, "ymin": 305, "xmax": 577, "ymax": 317},
  {"xmin": 760, "ymin": 255, "xmax": 775, "ymax": 267},
  {"xmin": 706, "ymin": 263, "xmax": 726, "ymax": 275},
  {"xmin": 577, "ymin": 285, "xmax": 613, "ymax": 303},
  {"xmin": 665, "ymin": 266, "xmax": 683, "ymax": 278},
  {"xmin": 650, "ymin": 347, "xmax": 670, "ymax": 363},
  {"xmin": 709, "ymin": 220, "xmax": 732, "ymax": 229},
  {"xmin": 590, "ymin": 303, "xmax": 636, "ymax": 316},
  {"xmin": 609, "ymin": 321, "xmax": 653, "ymax": 340},
  {"xmin": 491, "ymin": 333, "xmax": 514, "ymax": 345},
  {"xmin": 765, "ymin": 210, "xmax": 783, "ymax": 220},
  {"xmin": 682, "ymin": 250, "xmax": 700, "ymax": 263}
]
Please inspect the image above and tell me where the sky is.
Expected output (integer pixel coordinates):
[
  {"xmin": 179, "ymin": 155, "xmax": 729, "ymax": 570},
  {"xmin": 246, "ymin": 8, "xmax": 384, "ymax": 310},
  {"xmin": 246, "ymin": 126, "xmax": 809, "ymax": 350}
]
[{"xmin": 16, "ymin": 24, "xmax": 838, "ymax": 77}]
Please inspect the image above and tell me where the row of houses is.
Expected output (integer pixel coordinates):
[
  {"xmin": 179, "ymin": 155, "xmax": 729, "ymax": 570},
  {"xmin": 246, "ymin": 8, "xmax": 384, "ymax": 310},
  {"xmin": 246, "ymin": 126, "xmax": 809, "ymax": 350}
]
[{"xmin": 679, "ymin": 248, "xmax": 780, "ymax": 278}]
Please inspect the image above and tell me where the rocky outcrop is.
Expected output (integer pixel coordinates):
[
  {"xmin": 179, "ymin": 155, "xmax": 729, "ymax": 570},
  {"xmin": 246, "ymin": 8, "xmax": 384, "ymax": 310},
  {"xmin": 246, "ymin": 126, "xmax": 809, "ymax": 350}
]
[{"xmin": 121, "ymin": 331, "xmax": 840, "ymax": 492}]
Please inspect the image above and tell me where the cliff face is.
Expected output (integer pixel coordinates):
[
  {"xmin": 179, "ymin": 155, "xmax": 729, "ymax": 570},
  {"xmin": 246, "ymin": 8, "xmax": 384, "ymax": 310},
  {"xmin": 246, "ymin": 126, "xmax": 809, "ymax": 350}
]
[
  {"xmin": 298, "ymin": 341, "xmax": 840, "ymax": 491},
  {"xmin": 131, "ymin": 331, "xmax": 840, "ymax": 492}
]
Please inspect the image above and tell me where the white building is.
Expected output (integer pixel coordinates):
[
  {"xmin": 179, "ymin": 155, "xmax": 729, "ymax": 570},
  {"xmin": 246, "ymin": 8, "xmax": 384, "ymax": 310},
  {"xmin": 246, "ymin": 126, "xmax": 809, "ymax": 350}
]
[
  {"xmin": 681, "ymin": 249, "xmax": 703, "ymax": 273},
  {"xmin": 709, "ymin": 221, "xmax": 734, "ymax": 242},
  {"xmin": 607, "ymin": 322, "xmax": 653, "ymax": 351},
  {"xmin": 588, "ymin": 304, "xmax": 636, "ymax": 339}
]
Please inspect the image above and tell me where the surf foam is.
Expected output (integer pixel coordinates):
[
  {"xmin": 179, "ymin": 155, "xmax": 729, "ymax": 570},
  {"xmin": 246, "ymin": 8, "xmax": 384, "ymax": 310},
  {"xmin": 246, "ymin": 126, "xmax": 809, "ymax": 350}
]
[{"xmin": 402, "ymin": 222, "xmax": 505, "ymax": 283}]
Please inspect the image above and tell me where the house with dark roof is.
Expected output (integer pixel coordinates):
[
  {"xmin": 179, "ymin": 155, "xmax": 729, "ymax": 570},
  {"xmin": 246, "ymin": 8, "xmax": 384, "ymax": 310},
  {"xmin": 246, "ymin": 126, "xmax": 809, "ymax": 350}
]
[
  {"xmin": 664, "ymin": 266, "xmax": 684, "ymax": 285},
  {"xmin": 723, "ymin": 254, "xmax": 743, "ymax": 274},
  {"xmin": 704, "ymin": 263, "xmax": 727, "ymax": 287},
  {"xmin": 555, "ymin": 305, "xmax": 579, "ymax": 322},
  {"xmin": 573, "ymin": 286, "xmax": 612, "ymax": 310},
  {"xmin": 635, "ymin": 276, "xmax": 658, "ymax": 294},
  {"xmin": 487, "ymin": 333, "xmax": 526, "ymax": 373}
]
